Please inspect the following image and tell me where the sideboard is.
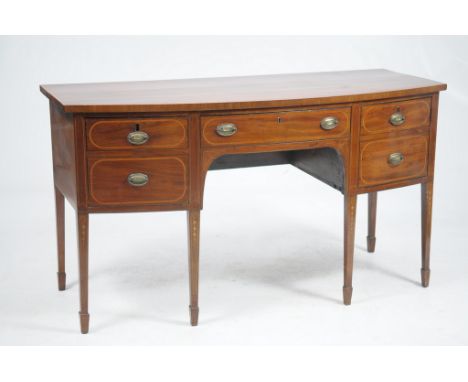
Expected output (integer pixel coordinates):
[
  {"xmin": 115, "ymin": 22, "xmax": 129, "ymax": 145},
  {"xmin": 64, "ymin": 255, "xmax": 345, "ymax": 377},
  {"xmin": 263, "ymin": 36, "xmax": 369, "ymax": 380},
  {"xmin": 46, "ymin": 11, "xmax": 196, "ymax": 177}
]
[{"xmin": 40, "ymin": 69, "xmax": 447, "ymax": 333}]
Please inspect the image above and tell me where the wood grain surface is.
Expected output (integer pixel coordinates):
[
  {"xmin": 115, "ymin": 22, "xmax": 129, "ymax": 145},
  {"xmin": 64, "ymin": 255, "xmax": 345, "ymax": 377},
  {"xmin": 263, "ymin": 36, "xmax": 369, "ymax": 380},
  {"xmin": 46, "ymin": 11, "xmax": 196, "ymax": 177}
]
[
  {"xmin": 88, "ymin": 156, "xmax": 188, "ymax": 205},
  {"xmin": 359, "ymin": 134, "xmax": 429, "ymax": 186},
  {"xmin": 361, "ymin": 97, "xmax": 431, "ymax": 135},
  {"xmin": 87, "ymin": 117, "xmax": 188, "ymax": 150},
  {"xmin": 40, "ymin": 69, "xmax": 446, "ymax": 113},
  {"xmin": 201, "ymin": 107, "xmax": 350, "ymax": 146}
]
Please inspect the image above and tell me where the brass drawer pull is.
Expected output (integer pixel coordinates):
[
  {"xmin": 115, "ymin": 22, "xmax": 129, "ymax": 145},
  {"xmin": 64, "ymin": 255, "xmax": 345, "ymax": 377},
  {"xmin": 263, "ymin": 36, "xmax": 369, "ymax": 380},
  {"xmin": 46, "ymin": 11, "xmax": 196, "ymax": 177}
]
[
  {"xmin": 127, "ymin": 173, "xmax": 149, "ymax": 187},
  {"xmin": 216, "ymin": 123, "xmax": 237, "ymax": 137},
  {"xmin": 320, "ymin": 116, "xmax": 339, "ymax": 130},
  {"xmin": 127, "ymin": 131, "xmax": 149, "ymax": 145},
  {"xmin": 388, "ymin": 152, "xmax": 404, "ymax": 166},
  {"xmin": 389, "ymin": 112, "xmax": 406, "ymax": 126}
]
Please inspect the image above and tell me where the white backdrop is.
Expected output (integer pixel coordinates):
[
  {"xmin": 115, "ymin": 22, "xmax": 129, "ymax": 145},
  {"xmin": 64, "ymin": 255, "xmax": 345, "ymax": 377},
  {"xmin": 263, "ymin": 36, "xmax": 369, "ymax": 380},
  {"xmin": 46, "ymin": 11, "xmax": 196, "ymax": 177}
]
[{"xmin": 0, "ymin": 36, "xmax": 467, "ymax": 344}]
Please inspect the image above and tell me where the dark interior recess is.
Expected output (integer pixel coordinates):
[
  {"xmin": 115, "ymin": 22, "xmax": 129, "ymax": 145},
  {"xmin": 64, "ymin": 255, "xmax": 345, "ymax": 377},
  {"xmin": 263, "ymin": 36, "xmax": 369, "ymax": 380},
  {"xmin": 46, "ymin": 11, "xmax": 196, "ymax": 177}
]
[{"xmin": 208, "ymin": 148, "xmax": 344, "ymax": 193}]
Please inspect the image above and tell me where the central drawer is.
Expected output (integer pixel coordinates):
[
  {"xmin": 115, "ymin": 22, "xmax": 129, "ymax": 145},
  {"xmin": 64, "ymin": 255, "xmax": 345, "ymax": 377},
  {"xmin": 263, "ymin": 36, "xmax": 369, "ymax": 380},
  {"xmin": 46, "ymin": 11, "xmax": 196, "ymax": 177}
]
[
  {"xmin": 88, "ymin": 156, "xmax": 188, "ymax": 206},
  {"xmin": 201, "ymin": 108, "xmax": 351, "ymax": 147}
]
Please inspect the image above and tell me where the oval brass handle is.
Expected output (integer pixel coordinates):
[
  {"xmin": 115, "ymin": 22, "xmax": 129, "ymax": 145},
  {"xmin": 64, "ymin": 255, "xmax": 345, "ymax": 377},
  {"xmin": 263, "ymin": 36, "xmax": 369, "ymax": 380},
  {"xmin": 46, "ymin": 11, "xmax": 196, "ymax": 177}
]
[
  {"xmin": 127, "ymin": 131, "xmax": 149, "ymax": 145},
  {"xmin": 320, "ymin": 116, "xmax": 339, "ymax": 130},
  {"xmin": 388, "ymin": 152, "xmax": 404, "ymax": 166},
  {"xmin": 389, "ymin": 112, "xmax": 406, "ymax": 126},
  {"xmin": 127, "ymin": 173, "xmax": 149, "ymax": 187},
  {"xmin": 216, "ymin": 123, "xmax": 237, "ymax": 137}
]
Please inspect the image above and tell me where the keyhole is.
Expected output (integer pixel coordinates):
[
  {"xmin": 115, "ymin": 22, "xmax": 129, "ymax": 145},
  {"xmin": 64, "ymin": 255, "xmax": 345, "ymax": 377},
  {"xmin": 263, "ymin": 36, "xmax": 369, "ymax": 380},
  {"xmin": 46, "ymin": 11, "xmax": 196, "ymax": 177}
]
[
  {"xmin": 278, "ymin": 117, "xmax": 282, "ymax": 123},
  {"xmin": 135, "ymin": 123, "xmax": 140, "ymax": 131}
]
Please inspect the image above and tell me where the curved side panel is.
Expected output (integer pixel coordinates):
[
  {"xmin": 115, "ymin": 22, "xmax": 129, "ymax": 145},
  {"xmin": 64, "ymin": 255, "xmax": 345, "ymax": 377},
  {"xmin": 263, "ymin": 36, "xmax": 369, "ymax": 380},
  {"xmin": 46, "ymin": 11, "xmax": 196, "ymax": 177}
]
[{"xmin": 290, "ymin": 147, "xmax": 346, "ymax": 193}]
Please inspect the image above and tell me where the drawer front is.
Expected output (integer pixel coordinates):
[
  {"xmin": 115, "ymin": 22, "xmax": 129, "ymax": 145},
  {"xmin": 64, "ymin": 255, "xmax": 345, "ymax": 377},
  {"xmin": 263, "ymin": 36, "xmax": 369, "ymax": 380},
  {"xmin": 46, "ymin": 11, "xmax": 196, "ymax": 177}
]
[
  {"xmin": 359, "ymin": 135, "xmax": 428, "ymax": 187},
  {"xmin": 361, "ymin": 97, "xmax": 431, "ymax": 135},
  {"xmin": 201, "ymin": 108, "xmax": 350, "ymax": 147},
  {"xmin": 88, "ymin": 156, "xmax": 188, "ymax": 205},
  {"xmin": 87, "ymin": 118, "xmax": 188, "ymax": 150}
]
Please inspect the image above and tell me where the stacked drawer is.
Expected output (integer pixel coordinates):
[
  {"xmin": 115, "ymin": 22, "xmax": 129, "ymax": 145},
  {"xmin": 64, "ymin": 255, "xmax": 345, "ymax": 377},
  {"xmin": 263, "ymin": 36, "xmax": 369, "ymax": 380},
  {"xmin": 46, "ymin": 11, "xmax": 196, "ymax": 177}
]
[
  {"xmin": 86, "ymin": 117, "xmax": 189, "ymax": 206},
  {"xmin": 359, "ymin": 97, "xmax": 432, "ymax": 187}
]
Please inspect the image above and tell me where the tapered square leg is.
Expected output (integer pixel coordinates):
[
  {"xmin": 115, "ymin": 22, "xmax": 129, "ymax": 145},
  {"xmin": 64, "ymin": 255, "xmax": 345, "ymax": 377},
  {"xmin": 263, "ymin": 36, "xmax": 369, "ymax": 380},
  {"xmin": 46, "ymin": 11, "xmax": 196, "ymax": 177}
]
[
  {"xmin": 187, "ymin": 209, "xmax": 200, "ymax": 326},
  {"xmin": 367, "ymin": 192, "xmax": 377, "ymax": 253},
  {"xmin": 79, "ymin": 312, "xmax": 90, "ymax": 334},
  {"xmin": 421, "ymin": 181, "xmax": 433, "ymax": 288},
  {"xmin": 57, "ymin": 272, "xmax": 66, "ymax": 291},
  {"xmin": 77, "ymin": 212, "xmax": 89, "ymax": 334},
  {"xmin": 343, "ymin": 194, "xmax": 357, "ymax": 305},
  {"xmin": 54, "ymin": 186, "xmax": 66, "ymax": 291},
  {"xmin": 343, "ymin": 286, "xmax": 353, "ymax": 305},
  {"xmin": 189, "ymin": 305, "xmax": 199, "ymax": 326}
]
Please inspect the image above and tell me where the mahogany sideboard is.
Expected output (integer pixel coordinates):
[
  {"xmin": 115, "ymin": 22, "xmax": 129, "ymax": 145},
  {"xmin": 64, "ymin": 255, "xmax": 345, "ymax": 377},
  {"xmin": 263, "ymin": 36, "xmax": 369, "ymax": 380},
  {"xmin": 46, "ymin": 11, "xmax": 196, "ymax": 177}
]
[{"xmin": 40, "ymin": 69, "xmax": 447, "ymax": 334}]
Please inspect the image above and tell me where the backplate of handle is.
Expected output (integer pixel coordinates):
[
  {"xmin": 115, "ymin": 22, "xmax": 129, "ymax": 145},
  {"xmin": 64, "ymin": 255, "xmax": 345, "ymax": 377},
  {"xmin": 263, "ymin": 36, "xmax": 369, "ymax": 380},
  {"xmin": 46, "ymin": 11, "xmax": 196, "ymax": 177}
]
[
  {"xmin": 127, "ymin": 131, "xmax": 149, "ymax": 145},
  {"xmin": 320, "ymin": 116, "xmax": 339, "ymax": 130},
  {"xmin": 388, "ymin": 152, "xmax": 404, "ymax": 166},
  {"xmin": 127, "ymin": 173, "xmax": 149, "ymax": 187},
  {"xmin": 389, "ymin": 112, "xmax": 406, "ymax": 126},
  {"xmin": 216, "ymin": 123, "xmax": 237, "ymax": 137}
]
